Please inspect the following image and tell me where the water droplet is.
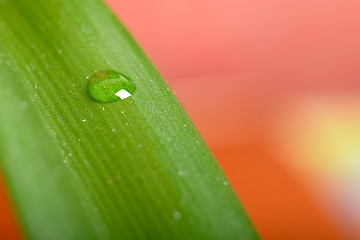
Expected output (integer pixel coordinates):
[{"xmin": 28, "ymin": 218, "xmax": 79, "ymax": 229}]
[
  {"xmin": 87, "ymin": 70, "xmax": 136, "ymax": 103},
  {"xmin": 82, "ymin": 119, "xmax": 87, "ymax": 122},
  {"xmin": 172, "ymin": 210, "xmax": 182, "ymax": 221}
]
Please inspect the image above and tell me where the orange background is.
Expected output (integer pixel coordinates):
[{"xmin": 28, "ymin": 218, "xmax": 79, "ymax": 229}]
[{"xmin": 2, "ymin": 0, "xmax": 360, "ymax": 239}]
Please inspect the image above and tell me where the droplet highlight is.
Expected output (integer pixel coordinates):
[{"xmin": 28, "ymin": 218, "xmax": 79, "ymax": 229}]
[{"xmin": 87, "ymin": 70, "xmax": 136, "ymax": 103}]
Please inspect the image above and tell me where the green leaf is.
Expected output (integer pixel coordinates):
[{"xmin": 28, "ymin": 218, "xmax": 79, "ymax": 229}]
[{"xmin": 0, "ymin": 0, "xmax": 259, "ymax": 239}]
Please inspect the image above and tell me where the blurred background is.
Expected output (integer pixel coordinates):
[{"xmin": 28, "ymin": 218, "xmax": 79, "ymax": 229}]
[{"xmin": 1, "ymin": 0, "xmax": 360, "ymax": 239}]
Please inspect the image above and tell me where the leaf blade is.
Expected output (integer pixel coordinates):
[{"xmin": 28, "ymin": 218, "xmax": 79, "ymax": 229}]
[{"xmin": 0, "ymin": 0, "xmax": 259, "ymax": 239}]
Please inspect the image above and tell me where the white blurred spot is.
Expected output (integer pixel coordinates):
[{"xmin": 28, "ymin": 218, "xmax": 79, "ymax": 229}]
[{"xmin": 172, "ymin": 210, "xmax": 181, "ymax": 221}]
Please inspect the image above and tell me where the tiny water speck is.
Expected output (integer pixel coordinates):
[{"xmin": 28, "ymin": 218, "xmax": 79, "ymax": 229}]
[
  {"xmin": 87, "ymin": 70, "xmax": 136, "ymax": 103},
  {"xmin": 82, "ymin": 119, "xmax": 86, "ymax": 122},
  {"xmin": 172, "ymin": 210, "xmax": 182, "ymax": 221}
]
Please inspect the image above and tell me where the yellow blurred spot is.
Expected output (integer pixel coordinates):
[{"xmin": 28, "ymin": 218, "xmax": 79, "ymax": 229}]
[{"xmin": 274, "ymin": 95, "xmax": 360, "ymax": 180}]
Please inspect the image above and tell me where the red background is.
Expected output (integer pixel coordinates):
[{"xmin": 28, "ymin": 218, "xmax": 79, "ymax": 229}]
[{"xmin": 3, "ymin": 0, "xmax": 360, "ymax": 239}]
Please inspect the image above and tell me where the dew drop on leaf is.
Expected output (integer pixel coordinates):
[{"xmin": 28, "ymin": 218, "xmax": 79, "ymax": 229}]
[
  {"xmin": 87, "ymin": 70, "xmax": 136, "ymax": 103},
  {"xmin": 172, "ymin": 210, "xmax": 182, "ymax": 221}
]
